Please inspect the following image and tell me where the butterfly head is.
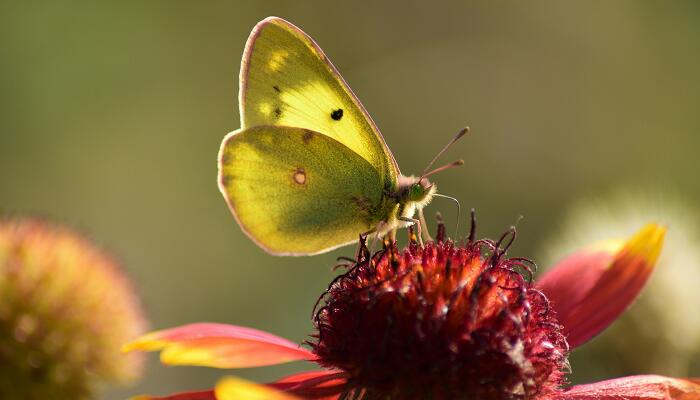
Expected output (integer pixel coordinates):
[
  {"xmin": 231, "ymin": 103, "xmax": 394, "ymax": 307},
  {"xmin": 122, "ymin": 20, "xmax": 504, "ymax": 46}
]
[
  {"xmin": 408, "ymin": 177, "xmax": 436, "ymax": 203},
  {"xmin": 397, "ymin": 175, "xmax": 437, "ymax": 212}
]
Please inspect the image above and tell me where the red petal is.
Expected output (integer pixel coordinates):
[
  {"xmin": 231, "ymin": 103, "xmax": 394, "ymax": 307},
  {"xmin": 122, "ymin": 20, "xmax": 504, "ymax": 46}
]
[
  {"xmin": 556, "ymin": 375, "xmax": 700, "ymax": 399},
  {"xmin": 123, "ymin": 323, "xmax": 315, "ymax": 368},
  {"xmin": 275, "ymin": 369, "xmax": 346, "ymax": 386},
  {"xmin": 537, "ymin": 224, "xmax": 666, "ymax": 349},
  {"xmin": 272, "ymin": 370, "xmax": 347, "ymax": 399},
  {"xmin": 131, "ymin": 390, "xmax": 215, "ymax": 400}
]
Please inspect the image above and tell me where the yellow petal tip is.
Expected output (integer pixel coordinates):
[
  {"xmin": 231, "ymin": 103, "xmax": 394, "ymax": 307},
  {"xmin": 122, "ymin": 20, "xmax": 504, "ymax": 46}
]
[
  {"xmin": 121, "ymin": 332, "xmax": 167, "ymax": 354},
  {"xmin": 216, "ymin": 376, "xmax": 297, "ymax": 400},
  {"xmin": 623, "ymin": 223, "xmax": 667, "ymax": 267},
  {"xmin": 159, "ymin": 345, "xmax": 218, "ymax": 367}
]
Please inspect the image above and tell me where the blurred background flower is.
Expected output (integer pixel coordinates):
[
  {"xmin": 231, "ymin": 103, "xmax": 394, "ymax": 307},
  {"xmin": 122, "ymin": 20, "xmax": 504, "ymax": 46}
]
[
  {"xmin": 1, "ymin": 1, "xmax": 699, "ymax": 398},
  {"xmin": 537, "ymin": 189, "xmax": 700, "ymax": 384},
  {"xmin": 0, "ymin": 218, "xmax": 147, "ymax": 399}
]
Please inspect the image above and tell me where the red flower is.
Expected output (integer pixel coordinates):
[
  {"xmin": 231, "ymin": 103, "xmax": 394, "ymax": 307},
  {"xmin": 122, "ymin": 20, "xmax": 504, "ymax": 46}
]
[{"xmin": 124, "ymin": 217, "xmax": 700, "ymax": 399}]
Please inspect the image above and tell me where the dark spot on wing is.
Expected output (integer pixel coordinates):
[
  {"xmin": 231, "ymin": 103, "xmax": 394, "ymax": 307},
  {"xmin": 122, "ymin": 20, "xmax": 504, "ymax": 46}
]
[
  {"xmin": 330, "ymin": 108, "xmax": 344, "ymax": 121},
  {"xmin": 221, "ymin": 174, "xmax": 233, "ymax": 187},
  {"xmin": 274, "ymin": 107, "xmax": 282, "ymax": 118},
  {"xmin": 302, "ymin": 130, "xmax": 315, "ymax": 144},
  {"xmin": 221, "ymin": 151, "xmax": 231, "ymax": 165},
  {"xmin": 352, "ymin": 196, "xmax": 372, "ymax": 211},
  {"xmin": 351, "ymin": 196, "xmax": 374, "ymax": 221},
  {"xmin": 293, "ymin": 168, "xmax": 307, "ymax": 185},
  {"xmin": 273, "ymin": 85, "xmax": 281, "ymax": 93}
]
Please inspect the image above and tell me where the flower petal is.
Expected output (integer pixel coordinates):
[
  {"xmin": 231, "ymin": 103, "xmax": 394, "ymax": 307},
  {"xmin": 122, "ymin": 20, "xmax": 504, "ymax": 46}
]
[
  {"xmin": 537, "ymin": 223, "xmax": 666, "ymax": 348},
  {"xmin": 122, "ymin": 323, "xmax": 314, "ymax": 368},
  {"xmin": 216, "ymin": 376, "xmax": 298, "ymax": 400},
  {"xmin": 556, "ymin": 375, "xmax": 700, "ymax": 399},
  {"xmin": 272, "ymin": 370, "xmax": 347, "ymax": 400},
  {"xmin": 130, "ymin": 390, "xmax": 215, "ymax": 400},
  {"xmin": 275, "ymin": 369, "xmax": 346, "ymax": 386}
]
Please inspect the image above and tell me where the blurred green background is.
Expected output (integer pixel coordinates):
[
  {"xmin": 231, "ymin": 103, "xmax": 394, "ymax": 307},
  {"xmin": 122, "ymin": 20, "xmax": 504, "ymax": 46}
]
[{"xmin": 1, "ymin": 1, "xmax": 699, "ymax": 398}]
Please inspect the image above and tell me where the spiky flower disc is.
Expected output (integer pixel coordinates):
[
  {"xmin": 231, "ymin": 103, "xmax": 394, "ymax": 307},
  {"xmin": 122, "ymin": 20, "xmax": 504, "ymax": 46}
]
[
  {"xmin": 0, "ymin": 218, "xmax": 147, "ymax": 399},
  {"xmin": 311, "ymin": 224, "xmax": 569, "ymax": 400}
]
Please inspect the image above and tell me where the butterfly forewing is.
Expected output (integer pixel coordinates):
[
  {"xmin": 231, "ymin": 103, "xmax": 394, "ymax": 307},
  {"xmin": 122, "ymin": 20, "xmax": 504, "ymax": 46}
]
[{"xmin": 240, "ymin": 17, "xmax": 399, "ymax": 188}]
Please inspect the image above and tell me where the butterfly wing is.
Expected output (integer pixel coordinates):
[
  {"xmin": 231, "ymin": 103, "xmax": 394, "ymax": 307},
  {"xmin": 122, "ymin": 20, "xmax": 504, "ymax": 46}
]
[
  {"xmin": 239, "ymin": 17, "xmax": 399, "ymax": 188},
  {"xmin": 218, "ymin": 126, "xmax": 394, "ymax": 256}
]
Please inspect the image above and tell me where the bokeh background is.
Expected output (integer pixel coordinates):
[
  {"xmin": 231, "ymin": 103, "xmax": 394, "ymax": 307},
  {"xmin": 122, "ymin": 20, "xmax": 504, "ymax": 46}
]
[{"xmin": 1, "ymin": 1, "xmax": 699, "ymax": 398}]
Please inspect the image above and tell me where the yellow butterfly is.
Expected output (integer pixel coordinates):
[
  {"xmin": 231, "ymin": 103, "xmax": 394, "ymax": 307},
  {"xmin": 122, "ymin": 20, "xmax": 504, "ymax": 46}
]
[{"xmin": 218, "ymin": 17, "xmax": 464, "ymax": 256}]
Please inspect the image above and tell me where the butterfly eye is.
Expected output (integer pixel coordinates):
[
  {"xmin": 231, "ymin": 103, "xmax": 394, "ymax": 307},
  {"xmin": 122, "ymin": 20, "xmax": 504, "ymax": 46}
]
[{"xmin": 408, "ymin": 183, "xmax": 425, "ymax": 201}]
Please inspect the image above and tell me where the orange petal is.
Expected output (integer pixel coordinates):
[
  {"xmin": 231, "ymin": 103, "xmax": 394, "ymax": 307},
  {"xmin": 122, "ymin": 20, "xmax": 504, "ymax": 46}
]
[
  {"xmin": 537, "ymin": 223, "xmax": 666, "ymax": 348},
  {"xmin": 129, "ymin": 390, "xmax": 215, "ymax": 400},
  {"xmin": 122, "ymin": 323, "xmax": 314, "ymax": 368},
  {"xmin": 216, "ymin": 376, "xmax": 299, "ymax": 400},
  {"xmin": 556, "ymin": 375, "xmax": 700, "ymax": 399}
]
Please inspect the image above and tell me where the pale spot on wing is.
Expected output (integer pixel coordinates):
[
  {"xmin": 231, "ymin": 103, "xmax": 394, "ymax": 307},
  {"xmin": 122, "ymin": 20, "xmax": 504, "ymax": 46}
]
[
  {"xmin": 258, "ymin": 102, "xmax": 273, "ymax": 116},
  {"xmin": 277, "ymin": 80, "xmax": 370, "ymax": 165},
  {"xmin": 268, "ymin": 50, "xmax": 289, "ymax": 71},
  {"xmin": 293, "ymin": 168, "xmax": 306, "ymax": 185}
]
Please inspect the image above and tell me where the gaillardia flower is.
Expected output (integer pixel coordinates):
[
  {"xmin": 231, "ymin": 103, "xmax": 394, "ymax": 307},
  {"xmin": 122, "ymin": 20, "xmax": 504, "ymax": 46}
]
[
  {"xmin": 0, "ymin": 218, "xmax": 147, "ymax": 399},
  {"xmin": 309, "ymin": 224, "xmax": 567, "ymax": 399},
  {"xmin": 126, "ymin": 216, "xmax": 700, "ymax": 399}
]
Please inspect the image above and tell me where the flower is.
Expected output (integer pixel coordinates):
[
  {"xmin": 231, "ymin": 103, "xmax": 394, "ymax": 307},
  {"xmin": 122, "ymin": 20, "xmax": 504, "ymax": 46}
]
[
  {"xmin": 0, "ymin": 217, "xmax": 148, "ymax": 399},
  {"xmin": 125, "ymin": 215, "xmax": 700, "ymax": 399},
  {"xmin": 309, "ymin": 225, "xmax": 567, "ymax": 399},
  {"xmin": 538, "ymin": 190, "xmax": 700, "ymax": 377}
]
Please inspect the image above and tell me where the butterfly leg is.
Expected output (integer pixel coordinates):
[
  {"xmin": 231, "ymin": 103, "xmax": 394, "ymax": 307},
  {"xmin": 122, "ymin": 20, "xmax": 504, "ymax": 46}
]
[
  {"xmin": 418, "ymin": 208, "xmax": 433, "ymax": 243},
  {"xmin": 362, "ymin": 222, "xmax": 384, "ymax": 253},
  {"xmin": 398, "ymin": 216, "xmax": 423, "ymax": 247}
]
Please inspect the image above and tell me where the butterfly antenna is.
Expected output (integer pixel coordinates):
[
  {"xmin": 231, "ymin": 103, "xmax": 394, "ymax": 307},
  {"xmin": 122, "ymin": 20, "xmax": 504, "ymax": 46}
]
[
  {"xmin": 433, "ymin": 193, "xmax": 461, "ymax": 238},
  {"xmin": 421, "ymin": 160, "xmax": 464, "ymax": 179},
  {"xmin": 420, "ymin": 127, "xmax": 470, "ymax": 178}
]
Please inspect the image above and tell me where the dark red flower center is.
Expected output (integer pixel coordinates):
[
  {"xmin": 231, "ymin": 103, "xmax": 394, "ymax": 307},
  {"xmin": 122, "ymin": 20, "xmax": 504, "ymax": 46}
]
[{"xmin": 309, "ymin": 219, "xmax": 569, "ymax": 400}]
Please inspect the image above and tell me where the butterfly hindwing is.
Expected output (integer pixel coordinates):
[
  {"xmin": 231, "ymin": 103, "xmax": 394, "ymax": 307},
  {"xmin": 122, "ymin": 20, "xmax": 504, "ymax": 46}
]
[
  {"xmin": 218, "ymin": 126, "xmax": 393, "ymax": 256},
  {"xmin": 239, "ymin": 17, "xmax": 399, "ymax": 189}
]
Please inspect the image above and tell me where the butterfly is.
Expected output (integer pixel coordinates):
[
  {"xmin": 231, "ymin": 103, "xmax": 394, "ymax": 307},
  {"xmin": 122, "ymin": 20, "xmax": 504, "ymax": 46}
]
[{"xmin": 218, "ymin": 17, "xmax": 465, "ymax": 256}]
